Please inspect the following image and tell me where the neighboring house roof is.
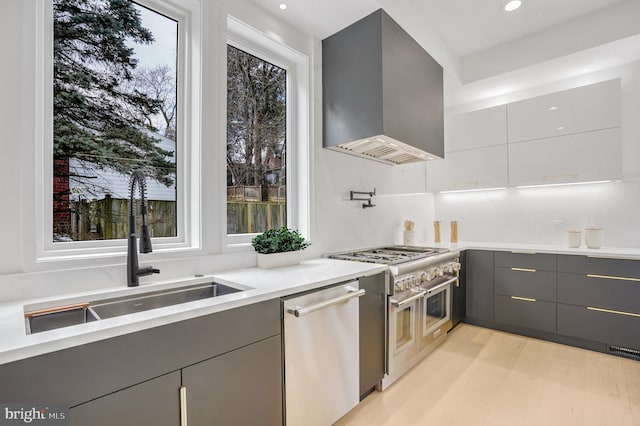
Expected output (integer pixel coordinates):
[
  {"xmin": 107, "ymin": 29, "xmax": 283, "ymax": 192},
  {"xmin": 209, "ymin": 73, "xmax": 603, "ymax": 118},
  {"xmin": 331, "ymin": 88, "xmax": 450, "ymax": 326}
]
[{"xmin": 69, "ymin": 132, "xmax": 176, "ymax": 202}]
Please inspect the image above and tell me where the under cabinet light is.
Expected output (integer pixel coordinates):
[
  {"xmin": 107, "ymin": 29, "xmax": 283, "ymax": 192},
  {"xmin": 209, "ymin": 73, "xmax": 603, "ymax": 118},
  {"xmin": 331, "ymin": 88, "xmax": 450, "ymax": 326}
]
[
  {"xmin": 440, "ymin": 187, "xmax": 506, "ymax": 194},
  {"xmin": 516, "ymin": 180, "xmax": 612, "ymax": 189}
]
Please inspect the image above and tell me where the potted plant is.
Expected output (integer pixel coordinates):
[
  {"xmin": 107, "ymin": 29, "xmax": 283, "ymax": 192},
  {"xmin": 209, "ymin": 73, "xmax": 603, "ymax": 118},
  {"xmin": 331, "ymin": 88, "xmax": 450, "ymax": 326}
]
[{"xmin": 251, "ymin": 227, "xmax": 310, "ymax": 269}]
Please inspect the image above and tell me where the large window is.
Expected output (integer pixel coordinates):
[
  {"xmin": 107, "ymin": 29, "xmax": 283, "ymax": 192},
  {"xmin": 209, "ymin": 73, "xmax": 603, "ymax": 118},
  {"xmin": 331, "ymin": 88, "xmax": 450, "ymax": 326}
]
[
  {"xmin": 52, "ymin": 0, "xmax": 178, "ymax": 242},
  {"xmin": 226, "ymin": 45, "xmax": 287, "ymax": 235}
]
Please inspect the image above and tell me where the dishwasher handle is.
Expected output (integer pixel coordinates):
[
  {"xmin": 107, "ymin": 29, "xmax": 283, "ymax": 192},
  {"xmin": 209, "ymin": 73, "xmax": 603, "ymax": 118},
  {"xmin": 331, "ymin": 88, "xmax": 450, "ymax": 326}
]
[{"xmin": 287, "ymin": 286, "xmax": 365, "ymax": 317}]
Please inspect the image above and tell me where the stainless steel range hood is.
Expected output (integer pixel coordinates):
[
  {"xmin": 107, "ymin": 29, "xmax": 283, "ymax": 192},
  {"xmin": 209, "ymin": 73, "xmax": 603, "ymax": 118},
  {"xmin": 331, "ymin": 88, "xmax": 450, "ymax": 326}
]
[{"xmin": 322, "ymin": 9, "xmax": 444, "ymax": 165}]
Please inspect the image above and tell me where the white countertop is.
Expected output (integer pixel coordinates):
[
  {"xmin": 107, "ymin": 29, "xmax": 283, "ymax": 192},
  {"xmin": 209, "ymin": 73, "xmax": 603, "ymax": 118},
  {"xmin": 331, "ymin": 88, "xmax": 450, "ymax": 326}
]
[
  {"xmin": 0, "ymin": 259, "xmax": 386, "ymax": 366},
  {"xmin": 426, "ymin": 242, "xmax": 640, "ymax": 260}
]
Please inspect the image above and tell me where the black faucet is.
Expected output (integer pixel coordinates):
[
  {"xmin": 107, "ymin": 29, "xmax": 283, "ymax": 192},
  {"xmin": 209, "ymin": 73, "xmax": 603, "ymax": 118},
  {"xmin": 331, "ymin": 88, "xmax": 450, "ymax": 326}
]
[{"xmin": 127, "ymin": 170, "xmax": 160, "ymax": 287}]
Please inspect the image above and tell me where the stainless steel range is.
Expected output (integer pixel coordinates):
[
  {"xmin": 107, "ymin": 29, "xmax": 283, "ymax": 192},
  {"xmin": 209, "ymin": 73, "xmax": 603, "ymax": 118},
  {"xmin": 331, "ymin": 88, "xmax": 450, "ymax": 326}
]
[{"xmin": 328, "ymin": 245, "xmax": 461, "ymax": 389}]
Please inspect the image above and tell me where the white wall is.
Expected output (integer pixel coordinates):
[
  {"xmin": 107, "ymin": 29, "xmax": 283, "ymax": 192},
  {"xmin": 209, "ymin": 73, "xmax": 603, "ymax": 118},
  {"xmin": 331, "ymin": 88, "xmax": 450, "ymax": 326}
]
[
  {"xmin": 435, "ymin": 60, "xmax": 640, "ymax": 248},
  {"xmin": 0, "ymin": 0, "xmax": 433, "ymax": 299}
]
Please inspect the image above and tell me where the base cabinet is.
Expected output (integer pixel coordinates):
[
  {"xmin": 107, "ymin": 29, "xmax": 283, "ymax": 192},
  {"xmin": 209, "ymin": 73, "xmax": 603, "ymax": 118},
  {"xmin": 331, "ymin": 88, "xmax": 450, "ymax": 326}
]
[
  {"xmin": 0, "ymin": 299, "xmax": 282, "ymax": 426},
  {"xmin": 70, "ymin": 372, "xmax": 181, "ymax": 426},
  {"xmin": 183, "ymin": 335, "xmax": 282, "ymax": 426},
  {"xmin": 465, "ymin": 250, "xmax": 494, "ymax": 323},
  {"xmin": 358, "ymin": 273, "xmax": 386, "ymax": 399},
  {"xmin": 463, "ymin": 250, "xmax": 640, "ymax": 359}
]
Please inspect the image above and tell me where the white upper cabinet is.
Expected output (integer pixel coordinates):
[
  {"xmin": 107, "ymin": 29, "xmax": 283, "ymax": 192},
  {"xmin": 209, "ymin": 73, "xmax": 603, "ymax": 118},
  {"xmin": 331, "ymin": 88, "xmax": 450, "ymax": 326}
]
[
  {"xmin": 507, "ymin": 79, "xmax": 621, "ymax": 143},
  {"xmin": 427, "ymin": 145, "xmax": 508, "ymax": 192},
  {"xmin": 446, "ymin": 105, "xmax": 507, "ymax": 152},
  {"xmin": 508, "ymin": 128, "xmax": 622, "ymax": 186}
]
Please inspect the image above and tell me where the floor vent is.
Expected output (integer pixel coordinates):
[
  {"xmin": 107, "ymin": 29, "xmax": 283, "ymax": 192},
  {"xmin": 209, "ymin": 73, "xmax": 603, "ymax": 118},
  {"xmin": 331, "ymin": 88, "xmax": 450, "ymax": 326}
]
[{"xmin": 609, "ymin": 345, "xmax": 640, "ymax": 361}]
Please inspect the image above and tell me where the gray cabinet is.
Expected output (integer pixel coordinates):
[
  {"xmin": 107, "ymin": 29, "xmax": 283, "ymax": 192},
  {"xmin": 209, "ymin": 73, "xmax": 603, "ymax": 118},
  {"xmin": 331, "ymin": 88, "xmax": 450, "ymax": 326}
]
[
  {"xmin": 0, "ymin": 299, "xmax": 282, "ymax": 425},
  {"xmin": 70, "ymin": 372, "xmax": 181, "ymax": 426},
  {"xmin": 494, "ymin": 295, "xmax": 556, "ymax": 334},
  {"xmin": 182, "ymin": 335, "xmax": 282, "ymax": 426},
  {"xmin": 358, "ymin": 273, "xmax": 386, "ymax": 399},
  {"xmin": 465, "ymin": 250, "xmax": 494, "ymax": 323},
  {"xmin": 556, "ymin": 254, "xmax": 640, "ymax": 353}
]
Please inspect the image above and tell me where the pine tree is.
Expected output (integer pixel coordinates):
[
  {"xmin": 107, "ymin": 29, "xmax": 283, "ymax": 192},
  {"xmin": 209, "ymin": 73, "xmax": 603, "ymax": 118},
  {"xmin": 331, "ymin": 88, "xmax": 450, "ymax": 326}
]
[{"xmin": 53, "ymin": 0, "xmax": 175, "ymax": 189}]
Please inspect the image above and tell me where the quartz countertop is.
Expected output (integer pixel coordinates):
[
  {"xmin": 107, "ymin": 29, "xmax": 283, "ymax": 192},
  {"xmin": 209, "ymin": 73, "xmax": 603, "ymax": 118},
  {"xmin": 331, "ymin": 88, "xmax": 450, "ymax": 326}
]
[
  {"xmin": 0, "ymin": 259, "xmax": 386, "ymax": 365},
  {"xmin": 422, "ymin": 242, "xmax": 640, "ymax": 260}
]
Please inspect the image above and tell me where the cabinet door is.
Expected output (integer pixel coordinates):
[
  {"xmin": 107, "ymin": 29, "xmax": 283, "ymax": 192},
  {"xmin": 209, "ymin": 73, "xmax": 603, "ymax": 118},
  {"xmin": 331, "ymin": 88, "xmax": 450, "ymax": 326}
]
[
  {"xmin": 507, "ymin": 79, "xmax": 621, "ymax": 143},
  {"xmin": 508, "ymin": 127, "xmax": 621, "ymax": 186},
  {"xmin": 446, "ymin": 105, "xmax": 507, "ymax": 152},
  {"xmin": 69, "ymin": 371, "xmax": 180, "ymax": 426},
  {"xmin": 495, "ymin": 295, "xmax": 556, "ymax": 334},
  {"xmin": 182, "ymin": 335, "xmax": 282, "ymax": 426},
  {"xmin": 427, "ymin": 145, "xmax": 507, "ymax": 192},
  {"xmin": 358, "ymin": 273, "xmax": 386, "ymax": 399},
  {"xmin": 465, "ymin": 250, "xmax": 494, "ymax": 322}
]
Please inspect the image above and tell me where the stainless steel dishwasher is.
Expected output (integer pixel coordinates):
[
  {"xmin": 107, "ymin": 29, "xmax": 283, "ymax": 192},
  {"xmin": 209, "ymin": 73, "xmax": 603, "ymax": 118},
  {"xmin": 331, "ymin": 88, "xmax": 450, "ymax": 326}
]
[{"xmin": 282, "ymin": 280, "xmax": 365, "ymax": 426}]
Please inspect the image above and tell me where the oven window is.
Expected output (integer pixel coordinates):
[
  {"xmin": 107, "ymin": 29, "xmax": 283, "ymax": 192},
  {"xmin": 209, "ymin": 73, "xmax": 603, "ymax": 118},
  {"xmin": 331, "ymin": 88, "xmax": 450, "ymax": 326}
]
[
  {"xmin": 424, "ymin": 289, "xmax": 448, "ymax": 331},
  {"xmin": 396, "ymin": 305, "xmax": 414, "ymax": 350}
]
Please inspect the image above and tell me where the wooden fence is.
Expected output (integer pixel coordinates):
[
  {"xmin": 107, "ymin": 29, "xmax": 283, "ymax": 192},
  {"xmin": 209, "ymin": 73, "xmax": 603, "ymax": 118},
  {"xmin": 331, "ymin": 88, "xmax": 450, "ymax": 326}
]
[
  {"xmin": 227, "ymin": 201, "xmax": 286, "ymax": 234},
  {"xmin": 70, "ymin": 195, "xmax": 176, "ymax": 240}
]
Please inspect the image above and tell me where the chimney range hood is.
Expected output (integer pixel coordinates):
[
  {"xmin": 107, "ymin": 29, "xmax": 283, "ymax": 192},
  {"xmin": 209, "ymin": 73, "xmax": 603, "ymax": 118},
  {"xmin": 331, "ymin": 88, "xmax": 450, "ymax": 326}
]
[{"xmin": 322, "ymin": 9, "xmax": 444, "ymax": 165}]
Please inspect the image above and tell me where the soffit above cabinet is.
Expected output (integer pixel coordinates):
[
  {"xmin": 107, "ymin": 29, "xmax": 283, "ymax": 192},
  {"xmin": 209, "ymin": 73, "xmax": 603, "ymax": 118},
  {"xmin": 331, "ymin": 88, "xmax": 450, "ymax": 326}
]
[{"xmin": 322, "ymin": 9, "xmax": 444, "ymax": 165}]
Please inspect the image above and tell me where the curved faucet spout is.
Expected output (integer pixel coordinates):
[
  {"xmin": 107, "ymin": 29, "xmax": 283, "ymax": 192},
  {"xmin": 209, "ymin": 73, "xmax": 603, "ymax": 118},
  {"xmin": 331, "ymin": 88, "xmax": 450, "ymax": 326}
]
[{"xmin": 127, "ymin": 170, "xmax": 160, "ymax": 287}]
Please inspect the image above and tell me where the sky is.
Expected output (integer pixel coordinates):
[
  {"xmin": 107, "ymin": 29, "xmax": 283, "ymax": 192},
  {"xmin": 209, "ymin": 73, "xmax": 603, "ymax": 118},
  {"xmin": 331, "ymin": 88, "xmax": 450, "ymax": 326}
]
[{"xmin": 129, "ymin": 3, "xmax": 178, "ymax": 70}]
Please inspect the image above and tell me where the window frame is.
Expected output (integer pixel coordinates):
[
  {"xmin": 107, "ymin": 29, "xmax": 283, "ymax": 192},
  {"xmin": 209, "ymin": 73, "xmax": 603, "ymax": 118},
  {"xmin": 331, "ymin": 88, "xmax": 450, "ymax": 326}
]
[
  {"xmin": 223, "ymin": 15, "xmax": 310, "ymax": 250},
  {"xmin": 30, "ymin": 0, "xmax": 202, "ymax": 265}
]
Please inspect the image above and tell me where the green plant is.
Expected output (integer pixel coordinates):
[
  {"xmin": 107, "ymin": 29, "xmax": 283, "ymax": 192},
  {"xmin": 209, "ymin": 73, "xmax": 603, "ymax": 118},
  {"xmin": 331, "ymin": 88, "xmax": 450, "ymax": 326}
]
[{"xmin": 251, "ymin": 227, "xmax": 310, "ymax": 254}]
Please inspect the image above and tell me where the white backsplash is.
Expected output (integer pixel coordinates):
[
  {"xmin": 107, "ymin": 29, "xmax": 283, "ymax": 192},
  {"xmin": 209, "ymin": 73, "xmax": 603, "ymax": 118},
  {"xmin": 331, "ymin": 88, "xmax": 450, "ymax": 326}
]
[{"xmin": 434, "ymin": 179, "xmax": 640, "ymax": 248}]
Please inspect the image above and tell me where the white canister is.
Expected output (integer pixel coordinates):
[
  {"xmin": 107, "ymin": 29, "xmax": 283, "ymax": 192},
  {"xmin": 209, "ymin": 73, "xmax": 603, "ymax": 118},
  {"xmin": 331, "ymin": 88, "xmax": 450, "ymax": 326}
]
[
  {"xmin": 566, "ymin": 230, "xmax": 581, "ymax": 248},
  {"xmin": 584, "ymin": 227, "xmax": 604, "ymax": 249},
  {"xmin": 403, "ymin": 230, "xmax": 415, "ymax": 246}
]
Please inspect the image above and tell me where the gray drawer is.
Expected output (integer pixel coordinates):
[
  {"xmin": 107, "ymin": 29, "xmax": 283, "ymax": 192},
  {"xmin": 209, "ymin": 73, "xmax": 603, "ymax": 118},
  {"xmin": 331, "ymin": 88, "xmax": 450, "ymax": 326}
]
[
  {"xmin": 494, "ymin": 294, "xmax": 556, "ymax": 334},
  {"xmin": 494, "ymin": 252, "xmax": 556, "ymax": 272},
  {"xmin": 494, "ymin": 268, "xmax": 556, "ymax": 301},
  {"xmin": 557, "ymin": 303, "xmax": 640, "ymax": 350},
  {"xmin": 558, "ymin": 254, "xmax": 640, "ymax": 277},
  {"xmin": 558, "ymin": 272, "xmax": 640, "ymax": 313}
]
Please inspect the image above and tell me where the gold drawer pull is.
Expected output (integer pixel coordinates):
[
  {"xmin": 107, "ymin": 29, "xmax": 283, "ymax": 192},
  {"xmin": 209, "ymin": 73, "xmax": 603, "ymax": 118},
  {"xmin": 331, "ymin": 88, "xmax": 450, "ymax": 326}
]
[
  {"xmin": 511, "ymin": 296, "xmax": 536, "ymax": 302},
  {"xmin": 587, "ymin": 307, "xmax": 640, "ymax": 318},
  {"xmin": 587, "ymin": 274, "xmax": 640, "ymax": 282},
  {"xmin": 511, "ymin": 267, "xmax": 536, "ymax": 273}
]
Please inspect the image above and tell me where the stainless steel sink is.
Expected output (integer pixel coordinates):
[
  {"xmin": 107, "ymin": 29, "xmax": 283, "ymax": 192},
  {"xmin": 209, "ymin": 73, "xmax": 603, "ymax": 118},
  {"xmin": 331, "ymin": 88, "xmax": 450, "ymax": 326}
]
[
  {"xmin": 89, "ymin": 283, "xmax": 241, "ymax": 320},
  {"xmin": 26, "ymin": 282, "xmax": 244, "ymax": 334}
]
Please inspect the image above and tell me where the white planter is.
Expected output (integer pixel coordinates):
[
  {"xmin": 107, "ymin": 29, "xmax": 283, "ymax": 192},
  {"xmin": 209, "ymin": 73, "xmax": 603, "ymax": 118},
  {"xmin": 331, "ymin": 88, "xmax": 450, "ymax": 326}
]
[{"xmin": 257, "ymin": 250, "xmax": 302, "ymax": 269}]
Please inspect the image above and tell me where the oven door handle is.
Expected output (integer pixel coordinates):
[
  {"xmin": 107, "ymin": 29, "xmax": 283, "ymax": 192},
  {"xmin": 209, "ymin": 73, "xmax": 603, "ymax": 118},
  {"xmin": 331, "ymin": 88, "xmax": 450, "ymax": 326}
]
[
  {"xmin": 425, "ymin": 277, "xmax": 458, "ymax": 294},
  {"xmin": 390, "ymin": 290, "xmax": 426, "ymax": 308}
]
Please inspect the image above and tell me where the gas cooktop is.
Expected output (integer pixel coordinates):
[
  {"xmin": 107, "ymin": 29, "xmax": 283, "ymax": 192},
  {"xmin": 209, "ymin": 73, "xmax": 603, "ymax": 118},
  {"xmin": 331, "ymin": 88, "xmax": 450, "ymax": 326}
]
[{"xmin": 327, "ymin": 245, "xmax": 450, "ymax": 265}]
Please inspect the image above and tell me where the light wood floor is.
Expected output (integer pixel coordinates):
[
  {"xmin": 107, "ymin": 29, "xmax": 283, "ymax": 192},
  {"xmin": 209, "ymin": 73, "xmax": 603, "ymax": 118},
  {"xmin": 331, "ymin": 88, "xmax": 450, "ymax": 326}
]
[{"xmin": 335, "ymin": 324, "xmax": 640, "ymax": 426}]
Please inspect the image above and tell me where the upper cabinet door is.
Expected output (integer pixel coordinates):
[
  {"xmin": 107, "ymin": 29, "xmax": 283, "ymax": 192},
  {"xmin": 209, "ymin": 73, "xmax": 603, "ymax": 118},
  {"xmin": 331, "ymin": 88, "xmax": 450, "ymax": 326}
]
[
  {"xmin": 508, "ymin": 127, "xmax": 622, "ymax": 186},
  {"xmin": 427, "ymin": 145, "xmax": 508, "ymax": 192},
  {"xmin": 507, "ymin": 79, "xmax": 621, "ymax": 143},
  {"xmin": 446, "ymin": 105, "xmax": 507, "ymax": 152}
]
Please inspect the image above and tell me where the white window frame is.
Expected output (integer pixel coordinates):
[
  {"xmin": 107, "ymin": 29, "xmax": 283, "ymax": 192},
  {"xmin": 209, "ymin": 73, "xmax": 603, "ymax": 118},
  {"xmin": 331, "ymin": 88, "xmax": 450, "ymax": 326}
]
[
  {"xmin": 224, "ymin": 15, "xmax": 310, "ymax": 250},
  {"xmin": 27, "ymin": 0, "xmax": 202, "ymax": 267}
]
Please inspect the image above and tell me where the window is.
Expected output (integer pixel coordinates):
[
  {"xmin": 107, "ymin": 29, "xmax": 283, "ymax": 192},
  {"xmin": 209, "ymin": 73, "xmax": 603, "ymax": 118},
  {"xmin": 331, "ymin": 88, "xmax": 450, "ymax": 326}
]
[
  {"xmin": 52, "ymin": 0, "xmax": 178, "ymax": 243},
  {"xmin": 226, "ymin": 45, "xmax": 287, "ymax": 235},
  {"xmin": 31, "ymin": 0, "xmax": 201, "ymax": 263},
  {"xmin": 225, "ymin": 16, "xmax": 310, "ymax": 247}
]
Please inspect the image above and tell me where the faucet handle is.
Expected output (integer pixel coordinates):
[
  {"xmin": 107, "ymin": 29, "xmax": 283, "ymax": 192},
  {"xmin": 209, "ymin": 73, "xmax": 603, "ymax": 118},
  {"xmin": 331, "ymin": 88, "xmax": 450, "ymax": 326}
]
[{"xmin": 137, "ymin": 266, "xmax": 160, "ymax": 277}]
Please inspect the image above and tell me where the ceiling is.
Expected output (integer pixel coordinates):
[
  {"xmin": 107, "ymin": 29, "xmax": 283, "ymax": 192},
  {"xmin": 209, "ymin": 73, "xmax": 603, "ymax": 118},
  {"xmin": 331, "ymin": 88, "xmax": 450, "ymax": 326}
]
[{"xmin": 249, "ymin": 0, "xmax": 640, "ymax": 106}]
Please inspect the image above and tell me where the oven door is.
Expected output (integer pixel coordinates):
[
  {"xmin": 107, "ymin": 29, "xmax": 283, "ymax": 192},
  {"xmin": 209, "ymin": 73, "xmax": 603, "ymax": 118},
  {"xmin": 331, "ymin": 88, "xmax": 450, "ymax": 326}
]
[
  {"xmin": 388, "ymin": 289, "xmax": 424, "ymax": 374},
  {"xmin": 420, "ymin": 277, "xmax": 455, "ymax": 351}
]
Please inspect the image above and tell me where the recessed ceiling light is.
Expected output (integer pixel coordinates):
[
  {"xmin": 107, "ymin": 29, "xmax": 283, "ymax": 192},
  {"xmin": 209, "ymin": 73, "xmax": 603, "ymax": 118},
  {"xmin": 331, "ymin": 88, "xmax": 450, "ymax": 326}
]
[
  {"xmin": 548, "ymin": 106, "xmax": 558, "ymax": 111},
  {"xmin": 504, "ymin": 0, "xmax": 522, "ymax": 12},
  {"xmin": 279, "ymin": 3, "xmax": 287, "ymax": 10},
  {"xmin": 582, "ymin": 68, "xmax": 590, "ymax": 73},
  {"xmin": 557, "ymin": 126, "xmax": 565, "ymax": 130}
]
